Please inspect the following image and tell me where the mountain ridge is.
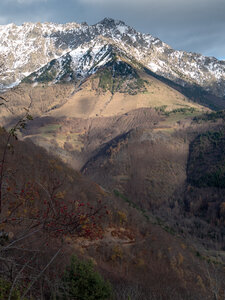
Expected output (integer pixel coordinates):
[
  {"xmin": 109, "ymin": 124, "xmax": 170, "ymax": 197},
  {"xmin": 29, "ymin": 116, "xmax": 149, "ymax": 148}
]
[{"xmin": 1, "ymin": 18, "xmax": 225, "ymax": 99}]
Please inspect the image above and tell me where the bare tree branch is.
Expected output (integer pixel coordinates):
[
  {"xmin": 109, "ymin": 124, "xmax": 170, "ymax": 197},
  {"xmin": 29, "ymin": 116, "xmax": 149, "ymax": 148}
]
[
  {"xmin": 21, "ymin": 247, "xmax": 62, "ymax": 300},
  {"xmin": 8, "ymin": 253, "xmax": 37, "ymax": 300},
  {"xmin": 1, "ymin": 228, "xmax": 41, "ymax": 252}
]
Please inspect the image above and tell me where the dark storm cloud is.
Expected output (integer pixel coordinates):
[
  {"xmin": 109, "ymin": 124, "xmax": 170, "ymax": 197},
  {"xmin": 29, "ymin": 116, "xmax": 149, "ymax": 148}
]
[{"xmin": 0, "ymin": 0, "xmax": 224, "ymax": 59}]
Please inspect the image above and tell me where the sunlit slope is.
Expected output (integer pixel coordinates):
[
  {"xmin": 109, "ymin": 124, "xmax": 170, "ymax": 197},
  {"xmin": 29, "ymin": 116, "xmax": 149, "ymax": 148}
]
[{"xmin": 49, "ymin": 69, "xmax": 205, "ymax": 119}]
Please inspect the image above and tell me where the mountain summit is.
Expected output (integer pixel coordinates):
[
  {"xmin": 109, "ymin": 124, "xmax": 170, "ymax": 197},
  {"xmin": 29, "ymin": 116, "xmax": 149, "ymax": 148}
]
[{"xmin": 97, "ymin": 17, "xmax": 127, "ymax": 27}]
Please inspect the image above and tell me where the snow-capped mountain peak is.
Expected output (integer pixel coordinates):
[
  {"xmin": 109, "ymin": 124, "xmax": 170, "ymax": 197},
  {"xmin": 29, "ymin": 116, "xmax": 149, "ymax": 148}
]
[
  {"xmin": 22, "ymin": 38, "xmax": 128, "ymax": 85},
  {"xmin": 0, "ymin": 18, "xmax": 225, "ymax": 98}
]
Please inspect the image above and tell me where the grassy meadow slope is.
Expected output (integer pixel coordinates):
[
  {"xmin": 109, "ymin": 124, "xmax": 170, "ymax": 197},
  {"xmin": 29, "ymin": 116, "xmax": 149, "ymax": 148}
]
[
  {"xmin": 1, "ymin": 58, "xmax": 205, "ymax": 122},
  {"xmin": 48, "ymin": 69, "xmax": 203, "ymax": 119}
]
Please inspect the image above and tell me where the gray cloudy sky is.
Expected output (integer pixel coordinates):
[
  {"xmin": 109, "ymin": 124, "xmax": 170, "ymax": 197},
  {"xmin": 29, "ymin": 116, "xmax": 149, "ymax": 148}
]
[{"xmin": 0, "ymin": 0, "xmax": 224, "ymax": 60}]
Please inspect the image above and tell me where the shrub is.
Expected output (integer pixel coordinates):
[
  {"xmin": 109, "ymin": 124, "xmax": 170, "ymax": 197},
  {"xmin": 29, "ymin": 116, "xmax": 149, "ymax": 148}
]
[
  {"xmin": 0, "ymin": 278, "xmax": 21, "ymax": 300},
  {"xmin": 59, "ymin": 255, "xmax": 112, "ymax": 300}
]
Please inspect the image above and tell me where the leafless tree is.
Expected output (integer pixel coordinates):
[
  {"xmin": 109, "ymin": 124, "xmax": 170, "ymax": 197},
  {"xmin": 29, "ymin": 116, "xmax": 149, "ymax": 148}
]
[{"xmin": 205, "ymin": 261, "xmax": 225, "ymax": 300}]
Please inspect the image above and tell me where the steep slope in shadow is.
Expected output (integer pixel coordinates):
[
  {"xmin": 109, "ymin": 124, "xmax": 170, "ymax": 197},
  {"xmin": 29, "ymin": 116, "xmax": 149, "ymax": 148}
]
[
  {"xmin": 144, "ymin": 68, "xmax": 225, "ymax": 111},
  {"xmin": 21, "ymin": 108, "xmax": 161, "ymax": 169},
  {"xmin": 82, "ymin": 126, "xmax": 188, "ymax": 210},
  {"xmin": 81, "ymin": 112, "xmax": 225, "ymax": 253}
]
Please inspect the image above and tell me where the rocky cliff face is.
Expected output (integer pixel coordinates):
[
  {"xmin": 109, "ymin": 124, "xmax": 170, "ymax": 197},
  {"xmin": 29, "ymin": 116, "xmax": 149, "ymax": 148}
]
[{"xmin": 1, "ymin": 18, "xmax": 225, "ymax": 98}]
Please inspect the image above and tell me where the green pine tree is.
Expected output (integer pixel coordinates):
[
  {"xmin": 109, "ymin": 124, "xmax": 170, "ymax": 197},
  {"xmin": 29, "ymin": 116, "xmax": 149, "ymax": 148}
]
[{"xmin": 59, "ymin": 255, "xmax": 112, "ymax": 300}]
